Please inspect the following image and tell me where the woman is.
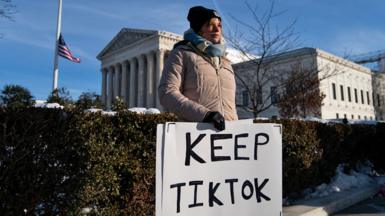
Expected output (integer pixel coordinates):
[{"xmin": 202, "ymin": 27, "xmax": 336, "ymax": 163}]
[{"xmin": 158, "ymin": 6, "xmax": 238, "ymax": 131}]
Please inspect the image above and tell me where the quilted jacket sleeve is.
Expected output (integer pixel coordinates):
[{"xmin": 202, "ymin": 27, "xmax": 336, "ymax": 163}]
[{"xmin": 158, "ymin": 48, "xmax": 210, "ymax": 122}]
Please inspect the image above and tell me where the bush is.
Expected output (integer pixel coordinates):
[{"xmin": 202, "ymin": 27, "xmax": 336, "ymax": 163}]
[
  {"xmin": 75, "ymin": 92, "xmax": 103, "ymax": 110},
  {"xmin": 0, "ymin": 108, "xmax": 86, "ymax": 214},
  {"xmin": 0, "ymin": 84, "xmax": 34, "ymax": 108},
  {"xmin": 47, "ymin": 87, "xmax": 73, "ymax": 108},
  {"xmin": 1, "ymin": 108, "xmax": 384, "ymax": 214}
]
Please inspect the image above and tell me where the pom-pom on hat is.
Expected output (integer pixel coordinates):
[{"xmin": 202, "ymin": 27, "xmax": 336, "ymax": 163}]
[{"xmin": 187, "ymin": 6, "xmax": 221, "ymax": 33}]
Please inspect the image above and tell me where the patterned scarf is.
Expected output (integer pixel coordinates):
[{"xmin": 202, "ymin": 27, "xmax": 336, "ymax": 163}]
[{"xmin": 183, "ymin": 28, "xmax": 226, "ymax": 57}]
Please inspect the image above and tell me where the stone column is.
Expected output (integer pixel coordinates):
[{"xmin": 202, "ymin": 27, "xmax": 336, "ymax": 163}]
[
  {"xmin": 101, "ymin": 68, "xmax": 107, "ymax": 105},
  {"xmin": 107, "ymin": 66, "xmax": 114, "ymax": 110},
  {"xmin": 121, "ymin": 61, "xmax": 128, "ymax": 103},
  {"xmin": 114, "ymin": 64, "xmax": 120, "ymax": 99},
  {"xmin": 129, "ymin": 58, "xmax": 136, "ymax": 107},
  {"xmin": 137, "ymin": 55, "xmax": 145, "ymax": 107},
  {"xmin": 155, "ymin": 49, "xmax": 165, "ymax": 109},
  {"xmin": 146, "ymin": 52, "xmax": 155, "ymax": 107}
]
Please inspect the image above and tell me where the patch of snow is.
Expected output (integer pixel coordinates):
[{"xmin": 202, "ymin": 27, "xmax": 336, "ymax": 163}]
[
  {"xmin": 356, "ymin": 161, "xmax": 375, "ymax": 175},
  {"xmin": 34, "ymin": 100, "xmax": 46, "ymax": 105},
  {"xmin": 285, "ymin": 117, "xmax": 379, "ymax": 125},
  {"xmin": 350, "ymin": 120, "xmax": 377, "ymax": 125},
  {"xmin": 33, "ymin": 102, "xmax": 64, "ymax": 109},
  {"xmin": 84, "ymin": 108, "xmax": 161, "ymax": 115},
  {"xmin": 303, "ymin": 164, "xmax": 376, "ymax": 199},
  {"xmin": 255, "ymin": 117, "xmax": 269, "ymax": 121},
  {"xmin": 102, "ymin": 111, "xmax": 116, "ymax": 116},
  {"xmin": 45, "ymin": 103, "xmax": 64, "ymax": 109},
  {"xmin": 377, "ymin": 176, "xmax": 385, "ymax": 185},
  {"xmin": 128, "ymin": 107, "xmax": 147, "ymax": 114},
  {"xmin": 85, "ymin": 108, "xmax": 103, "ymax": 113},
  {"xmin": 324, "ymin": 119, "xmax": 377, "ymax": 125},
  {"xmin": 128, "ymin": 107, "xmax": 161, "ymax": 114},
  {"xmin": 289, "ymin": 117, "xmax": 329, "ymax": 124},
  {"xmin": 145, "ymin": 108, "xmax": 161, "ymax": 114},
  {"xmin": 81, "ymin": 207, "xmax": 92, "ymax": 214}
]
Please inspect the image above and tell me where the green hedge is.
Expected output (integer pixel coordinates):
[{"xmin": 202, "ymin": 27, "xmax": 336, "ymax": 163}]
[{"xmin": 1, "ymin": 108, "xmax": 384, "ymax": 215}]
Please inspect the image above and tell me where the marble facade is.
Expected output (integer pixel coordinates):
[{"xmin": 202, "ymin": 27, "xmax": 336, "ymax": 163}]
[{"xmin": 97, "ymin": 28, "xmax": 181, "ymax": 110}]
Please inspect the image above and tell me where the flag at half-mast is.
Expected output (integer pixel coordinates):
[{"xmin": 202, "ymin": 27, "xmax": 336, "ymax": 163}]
[{"xmin": 58, "ymin": 34, "xmax": 81, "ymax": 63}]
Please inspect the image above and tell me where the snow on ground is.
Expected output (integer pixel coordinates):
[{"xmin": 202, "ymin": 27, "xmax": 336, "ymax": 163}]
[
  {"xmin": 34, "ymin": 102, "xmax": 161, "ymax": 115},
  {"xmin": 84, "ymin": 107, "xmax": 161, "ymax": 116},
  {"xmin": 303, "ymin": 162, "xmax": 381, "ymax": 200},
  {"xmin": 285, "ymin": 116, "xmax": 378, "ymax": 125},
  {"xmin": 146, "ymin": 108, "xmax": 161, "ymax": 114},
  {"xmin": 34, "ymin": 102, "xmax": 64, "ymax": 109},
  {"xmin": 128, "ymin": 107, "xmax": 147, "ymax": 114},
  {"xmin": 378, "ymin": 176, "xmax": 385, "ymax": 185}
]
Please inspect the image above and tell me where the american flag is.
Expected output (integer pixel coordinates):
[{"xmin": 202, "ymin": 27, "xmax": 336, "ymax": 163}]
[{"xmin": 58, "ymin": 34, "xmax": 80, "ymax": 63}]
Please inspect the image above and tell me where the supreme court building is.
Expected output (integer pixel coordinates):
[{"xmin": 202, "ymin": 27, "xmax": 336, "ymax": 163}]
[
  {"xmin": 98, "ymin": 28, "xmax": 385, "ymax": 120},
  {"xmin": 97, "ymin": 28, "xmax": 182, "ymax": 110}
]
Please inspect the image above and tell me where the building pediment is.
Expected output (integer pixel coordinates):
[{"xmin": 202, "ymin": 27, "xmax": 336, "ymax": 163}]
[{"xmin": 97, "ymin": 28, "xmax": 158, "ymax": 60}]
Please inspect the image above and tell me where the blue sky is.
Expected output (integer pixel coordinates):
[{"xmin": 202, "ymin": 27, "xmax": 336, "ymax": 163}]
[{"xmin": 1, "ymin": 0, "xmax": 385, "ymax": 100}]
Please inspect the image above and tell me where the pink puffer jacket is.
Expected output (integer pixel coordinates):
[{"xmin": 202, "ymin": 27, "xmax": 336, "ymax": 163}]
[{"xmin": 158, "ymin": 44, "xmax": 238, "ymax": 121}]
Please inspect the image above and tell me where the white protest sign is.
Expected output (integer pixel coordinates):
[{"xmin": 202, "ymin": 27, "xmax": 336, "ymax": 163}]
[{"xmin": 156, "ymin": 121, "xmax": 282, "ymax": 216}]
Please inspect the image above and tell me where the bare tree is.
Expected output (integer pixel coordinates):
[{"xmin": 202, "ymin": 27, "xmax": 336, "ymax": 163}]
[
  {"xmin": 0, "ymin": 0, "xmax": 15, "ymax": 20},
  {"xmin": 227, "ymin": 1, "xmax": 341, "ymax": 118},
  {"xmin": 372, "ymin": 72, "xmax": 385, "ymax": 120},
  {"xmin": 276, "ymin": 63, "xmax": 325, "ymax": 118},
  {"xmin": 227, "ymin": 0, "xmax": 300, "ymax": 118},
  {"xmin": 0, "ymin": 0, "xmax": 16, "ymax": 38}
]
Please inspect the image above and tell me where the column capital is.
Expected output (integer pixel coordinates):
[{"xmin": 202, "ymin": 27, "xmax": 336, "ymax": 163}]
[
  {"xmin": 129, "ymin": 58, "xmax": 136, "ymax": 64},
  {"xmin": 156, "ymin": 49, "xmax": 166, "ymax": 55},
  {"xmin": 146, "ymin": 50, "xmax": 156, "ymax": 57}
]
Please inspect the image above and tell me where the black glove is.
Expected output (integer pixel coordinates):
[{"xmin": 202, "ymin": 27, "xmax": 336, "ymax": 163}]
[{"xmin": 203, "ymin": 111, "xmax": 225, "ymax": 131}]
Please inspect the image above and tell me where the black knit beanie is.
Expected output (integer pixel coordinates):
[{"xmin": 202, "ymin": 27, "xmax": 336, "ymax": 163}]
[{"xmin": 187, "ymin": 6, "xmax": 221, "ymax": 33}]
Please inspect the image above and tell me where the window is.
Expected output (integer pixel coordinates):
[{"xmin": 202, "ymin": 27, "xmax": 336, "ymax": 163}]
[
  {"xmin": 358, "ymin": 115, "xmax": 361, "ymax": 120},
  {"xmin": 271, "ymin": 86, "xmax": 279, "ymax": 104},
  {"xmin": 242, "ymin": 90, "xmax": 249, "ymax": 106},
  {"xmin": 336, "ymin": 113, "xmax": 339, "ymax": 119},
  {"xmin": 364, "ymin": 116, "xmax": 367, "ymax": 120},
  {"xmin": 366, "ymin": 91, "xmax": 370, "ymax": 105},
  {"xmin": 354, "ymin": 88, "xmax": 358, "ymax": 103},
  {"xmin": 347, "ymin": 87, "xmax": 351, "ymax": 102},
  {"xmin": 340, "ymin": 85, "xmax": 344, "ymax": 101},
  {"xmin": 370, "ymin": 116, "xmax": 373, "ymax": 120},
  {"xmin": 332, "ymin": 83, "xmax": 337, "ymax": 100},
  {"xmin": 377, "ymin": 94, "xmax": 381, "ymax": 107},
  {"xmin": 351, "ymin": 114, "xmax": 354, "ymax": 119},
  {"xmin": 344, "ymin": 114, "xmax": 347, "ymax": 119},
  {"xmin": 372, "ymin": 93, "xmax": 375, "ymax": 106},
  {"xmin": 361, "ymin": 90, "xmax": 364, "ymax": 104}
]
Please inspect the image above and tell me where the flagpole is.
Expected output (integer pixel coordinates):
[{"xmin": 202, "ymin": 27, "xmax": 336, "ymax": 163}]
[{"xmin": 52, "ymin": 0, "xmax": 62, "ymax": 92}]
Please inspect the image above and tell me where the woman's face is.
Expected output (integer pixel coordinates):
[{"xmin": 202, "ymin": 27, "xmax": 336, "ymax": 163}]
[{"xmin": 199, "ymin": 18, "xmax": 222, "ymax": 44}]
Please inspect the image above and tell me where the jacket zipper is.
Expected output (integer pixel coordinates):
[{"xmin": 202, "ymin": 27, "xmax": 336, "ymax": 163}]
[{"xmin": 217, "ymin": 67, "xmax": 224, "ymax": 115}]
